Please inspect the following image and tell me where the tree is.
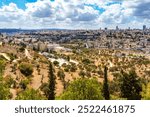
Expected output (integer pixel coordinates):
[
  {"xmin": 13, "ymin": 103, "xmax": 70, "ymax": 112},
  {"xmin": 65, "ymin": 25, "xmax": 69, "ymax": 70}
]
[
  {"xmin": 57, "ymin": 69, "xmax": 65, "ymax": 80},
  {"xmin": 103, "ymin": 66, "xmax": 110, "ymax": 100},
  {"xmin": 119, "ymin": 70, "xmax": 142, "ymax": 100},
  {"xmin": 16, "ymin": 88, "xmax": 45, "ymax": 100},
  {"xmin": 60, "ymin": 78, "xmax": 104, "ymax": 100},
  {"xmin": 141, "ymin": 82, "xmax": 150, "ymax": 100},
  {"xmin": 19, "ymin": 79, "xmax": 30, "ymax": 90},
  {"xmin": 78, "ymin": 70, "xmax": 86, "ymax": 78},
  {"xmin": 19, "ymin": 63, "xmax": 33, "ymax": 77},
  {"xmin": 40, "ymin": 83, "xmax": 49, "ymax": 98},
  {"xmin": 67, "ymin": 56, "xmax": 70, "ymax": 62},
  {"xmin": 48, "ymin": 62, "xmax": 56, "ymax": 100}
]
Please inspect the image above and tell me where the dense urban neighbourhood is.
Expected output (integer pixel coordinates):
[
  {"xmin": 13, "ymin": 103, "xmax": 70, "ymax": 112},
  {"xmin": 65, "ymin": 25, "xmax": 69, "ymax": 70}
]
[{"xmin": 0, "ymin": 28, "xmax": 150, "ymax": 100}]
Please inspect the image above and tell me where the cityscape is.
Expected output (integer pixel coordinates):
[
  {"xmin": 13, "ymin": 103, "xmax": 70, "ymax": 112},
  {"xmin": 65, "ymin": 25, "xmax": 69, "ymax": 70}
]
[{"xmin": 0, "ymin": 0, "xmax": 150, "ymax": 100}]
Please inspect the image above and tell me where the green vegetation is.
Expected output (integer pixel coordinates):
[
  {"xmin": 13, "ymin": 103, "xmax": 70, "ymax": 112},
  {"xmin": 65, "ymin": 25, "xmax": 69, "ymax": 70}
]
[
  {"xmin": 103, "ymin": 66, "xmax": 110, "ymax": 100},
  {"xmin": 59, "ymin": 78, "xmax": 104, "ymax": 100},
  {"xmin": 48, "ymin": 62, "xmax": 56, "ymax": 100},
  {"xmin": 0, "ymin": 59, "xmax": 11, "ymax": 100},
  {"xmin": 57, "ymin": 69, "xmax": 65, "ymax": 80},
  {"xmin": 19, "ymin": 63, "xmax": 33, "ymax": 77},
  {"xmin": 16, "ymin": 88, "xmax": 45, "ymax": 100},
  {"xmin": 141, "ymin": 83, "xmax": 150, "ymax": 100},
  {"xmin": 119, "ymin": 70, "xmax": 142, "ymax": 100},
  {"xmin": 19, "ymin": 79, "xmax": 30, "ymax": 90},
  {"xmin": 40, "ymin": 83, "xmax": 49, "ymax": 98}
]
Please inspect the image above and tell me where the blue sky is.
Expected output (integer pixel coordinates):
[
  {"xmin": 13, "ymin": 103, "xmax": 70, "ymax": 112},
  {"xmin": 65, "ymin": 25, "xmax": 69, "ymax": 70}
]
[
  {"xmin": 0, "ymin": 0, "xmax": 37, "ymax": 9},
  {"xmin": 0, "ymin": 0, "xmax": 149, "ymax": 29}
]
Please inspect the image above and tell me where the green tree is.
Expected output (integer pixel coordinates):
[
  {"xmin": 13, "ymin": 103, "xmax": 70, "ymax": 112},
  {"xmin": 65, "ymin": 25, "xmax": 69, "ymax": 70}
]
[
  {"xmin": 16, "ymin": 88, "xmax": 45, "ymax": 100},
  {"xmin": 19, "ymin": 63, "xmax": 33, "ymax": 77},
  {"xmin": 19, "ymin": 79, "xmax": 30, "ymax": 90},
  {"xmin": 57, "ymin": 69, "xmax": 65, "ymax": 80},
  {"xmin": 40, "ymin": 83, "xmax": 49, "ymax": 98},
  {"xmin": 141, "ymin": 82, "xmax": 150, "ymax": 100},
  {"xmin": 78, "ymin": 70, "xmax": 86, "ymax": 78},
  {"xmin": 67, "ymin": 56, "xmax": 70, "ymax": 62},
  {"xmin": 119, "ymin": 70, "xmax": 142, "ymax": 100},
  {"xmin": 48, "ymin": 62, "xmax": 56, "ymax": 100},
  {"xmin": 103, "ymin": 66, "xmax": 110, "ymax": 100},
  {"xmin": 60, "ymin": 78, "xmax": 104, "ymax": 100}
]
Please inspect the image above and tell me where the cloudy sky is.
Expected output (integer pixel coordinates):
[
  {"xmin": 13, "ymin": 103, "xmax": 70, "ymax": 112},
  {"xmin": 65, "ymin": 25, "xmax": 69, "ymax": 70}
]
[{"xmin": 0, "ymin": 0, "xmax": 149, "ymax": 29}]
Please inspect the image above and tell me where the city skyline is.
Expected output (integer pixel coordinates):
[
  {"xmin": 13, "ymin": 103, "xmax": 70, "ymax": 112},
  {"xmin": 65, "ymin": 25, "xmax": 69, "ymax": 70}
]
[{"xmin": 0, "ymin": 0, "xmax": 150, "ymax": 29}]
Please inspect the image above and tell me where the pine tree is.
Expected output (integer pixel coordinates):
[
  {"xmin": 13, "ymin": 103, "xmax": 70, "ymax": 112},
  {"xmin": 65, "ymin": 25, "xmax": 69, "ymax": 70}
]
[
  {"xmin": 48, "ymin": 62, "xmax": 56, "ymax": 100},
  {"xmin": 103, "ymin": 66, "xmax": 110, "ymax": 100}
]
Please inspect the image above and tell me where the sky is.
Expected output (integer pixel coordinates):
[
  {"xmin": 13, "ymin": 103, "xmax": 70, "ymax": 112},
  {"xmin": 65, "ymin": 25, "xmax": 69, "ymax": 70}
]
[{"xmin": 0, "ymin": 0, "xmax": 149, "ymax": 29}]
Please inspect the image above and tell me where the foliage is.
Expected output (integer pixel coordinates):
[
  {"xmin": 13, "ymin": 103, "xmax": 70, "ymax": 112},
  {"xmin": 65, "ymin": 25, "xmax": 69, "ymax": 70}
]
[
  {"xmin": 119, "ymin": 70, "xmax": 142, "ymax": 100},
  {"xmin": 19, "ymin": 63, "xmax": 33, "ymax": 77},
  {"xmin": 70, "ymin": 63, "xmax": 77, "ymax": 72},
  {"xmin": 82, "ymin": 58, "xmax": 91, "ymax": 64},
  {"xmin": 53, "ymin": 61, "xmax": 59, "ymax": 66},
  {"xmin": 5, "ymin": 77, "xmax": 15, "ymax": 88},
  {"xmin": 48, "ymin": 62, "xmax": 56, "ymax": 100},
  {"xmin": 0, "ymin": 60, "xmax": 11, "ymax": 100},
  {"xmin": 0, "ymin": 74, "xmax": 11, "ymax": 100},
  {"xmin": 19, "ymin": 79, "xmax": 30, "ymax": 90},
  {"xmin": 16, "ymin": 88, "xmax": 46, "ymax": 100},
  {"xmin": 78, "ymin": 70, "xmax": 86, "ymax": 78},
  {"xmin": 40, "ymin": 83, "xmax": 49, "ymax": 98},
  {"xmin": 103, "ymin": 66, "xmax": 110, "ymax": 100},
  {"xmin": 60, "ymin": 78, "xmax": 104, "ymax": 100},
  {"xmin": 141, "ymin": 83, "xmax": 150, "ymax": 100},
  {"xmin": 57, "ymin": 69, "xmax": 65, "ymax": 80}
]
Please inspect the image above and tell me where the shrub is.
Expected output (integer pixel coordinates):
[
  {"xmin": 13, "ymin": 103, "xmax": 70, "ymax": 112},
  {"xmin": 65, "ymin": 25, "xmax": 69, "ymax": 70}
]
[
  {"xmin": 19, "ymin": 79, "xmax": 30, "ymax": 90},
  {"xmin": 19, "ymin": 63, "xmax": 33, "ymax": 77},
  {"xmin": 16, "ymin": 88, "xmax": 46, "ymax": 100},
  {"xmin": 53, "ymin": 61, "xmax": 59, "ymax": 66},
  {"xmin": 57, "ymin": 69, "xmax": 65, "ymax": 80},
  {"xmin": 40, "ymin": 83, "xmax": 49, "ymax": 98}
]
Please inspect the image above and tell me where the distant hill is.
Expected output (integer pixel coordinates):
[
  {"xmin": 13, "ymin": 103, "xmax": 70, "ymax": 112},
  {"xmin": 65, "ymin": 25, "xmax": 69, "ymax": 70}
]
[
  {"xmin": 0, "ymin": 29, "xmax": 36, "ymax": 34},
  {"xmin": 0, "ymin": 28, "xmax": 69, "ymax": 34}
]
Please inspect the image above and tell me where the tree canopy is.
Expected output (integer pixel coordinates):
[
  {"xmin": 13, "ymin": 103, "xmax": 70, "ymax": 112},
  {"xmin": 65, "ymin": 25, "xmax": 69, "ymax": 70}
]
[{"xmin": 60, "ymin": 78, "xmax": 103, "ymax": 100}]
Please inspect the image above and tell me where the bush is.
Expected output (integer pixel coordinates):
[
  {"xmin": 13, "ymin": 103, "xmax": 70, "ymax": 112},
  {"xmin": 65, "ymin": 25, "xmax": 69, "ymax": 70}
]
[
  {"xmin": 53, "ymin": 61, "xmax": 59, "ymax": 66},
  {"xmin": 70, "ymin": 64, "xmax": 77, "ymax": 72},
  {"xmin": 19, "ymin": 79, "xmax": 30, "ymax": 90},
  {"xmin": 57, "ymin": 69, "xmax": 65, "ymax": 80},
  {"xmin": 82, "ymin": 58, "xmax": 91, "ymax": 64},
  {"xmin": 78, "ymin": 70, "xmax": 86, "ymax": 78},
  {"xmin": 40, "ymin": 83, "xmax": 49, "ymax": 98},
  {"xmin": 5, "ymin": 77, "xmax": 15, "ymax": 88},
  {"xmin": 16, "ymin": 88, "xmax": 46, "ymax": 100},
  {"xmin": 19, "ymin": 63, "xmax": 33, "ymax": 77},
  {"xmin": 0, "ymin": 76, "xmax": 11, "ymax": 100},
  {"xmin": 60, "ymin": 78, "xmax": 104, "ymax": 100}
]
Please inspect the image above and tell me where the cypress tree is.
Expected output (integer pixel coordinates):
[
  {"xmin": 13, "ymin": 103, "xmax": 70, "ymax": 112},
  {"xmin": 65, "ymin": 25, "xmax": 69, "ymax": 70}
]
[
  {"xmin": 103, "ymin": 66, "xmax": 110, "ymax": 100},
  {"xmin": 48, "ymin": 62, "xmax": 56, "ymax": 100}
]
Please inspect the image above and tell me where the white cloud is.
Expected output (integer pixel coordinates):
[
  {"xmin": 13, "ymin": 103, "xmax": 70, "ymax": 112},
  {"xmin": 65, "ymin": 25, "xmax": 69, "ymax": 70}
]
[{"xmin": 0, "ymin": 0, "xmax": 149, "ymax": 29}]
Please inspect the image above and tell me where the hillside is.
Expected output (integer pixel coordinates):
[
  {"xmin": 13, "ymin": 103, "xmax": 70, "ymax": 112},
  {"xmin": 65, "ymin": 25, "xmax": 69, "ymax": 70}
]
[{"xmin": 0, "ymin": 43, "xmax": 150, "ymax": 99}]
